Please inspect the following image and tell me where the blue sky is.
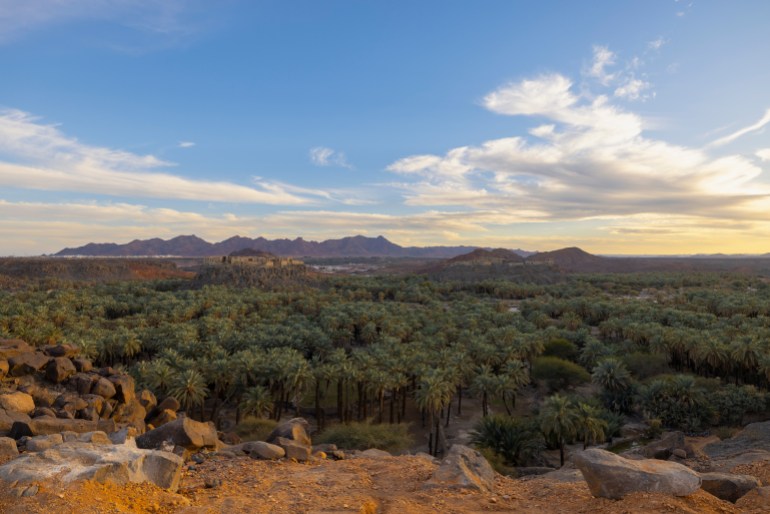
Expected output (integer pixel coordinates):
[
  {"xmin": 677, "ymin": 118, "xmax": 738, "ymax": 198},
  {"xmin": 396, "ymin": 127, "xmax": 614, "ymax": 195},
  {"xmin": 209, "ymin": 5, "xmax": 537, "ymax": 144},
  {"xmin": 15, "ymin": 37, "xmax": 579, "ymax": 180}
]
[{"xmin": 1, "ymin": 0, "xmax": 769, "ymax": 255}]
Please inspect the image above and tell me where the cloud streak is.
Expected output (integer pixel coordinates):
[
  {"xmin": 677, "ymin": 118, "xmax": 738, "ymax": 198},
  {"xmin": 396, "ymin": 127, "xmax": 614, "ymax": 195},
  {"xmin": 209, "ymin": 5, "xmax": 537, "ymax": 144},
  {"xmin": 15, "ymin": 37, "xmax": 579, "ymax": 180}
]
[{"xmin": 710, "ymin": 108, "xmax": 770, "ymax": 147}]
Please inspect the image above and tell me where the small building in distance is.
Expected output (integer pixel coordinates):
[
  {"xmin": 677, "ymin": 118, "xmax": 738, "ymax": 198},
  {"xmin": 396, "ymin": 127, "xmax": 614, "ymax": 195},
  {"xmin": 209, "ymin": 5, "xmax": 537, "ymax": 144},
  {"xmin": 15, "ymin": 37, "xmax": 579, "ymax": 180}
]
[{"xmin": 203, "ymin": 249, "xmax": 304, "ymax": 268}]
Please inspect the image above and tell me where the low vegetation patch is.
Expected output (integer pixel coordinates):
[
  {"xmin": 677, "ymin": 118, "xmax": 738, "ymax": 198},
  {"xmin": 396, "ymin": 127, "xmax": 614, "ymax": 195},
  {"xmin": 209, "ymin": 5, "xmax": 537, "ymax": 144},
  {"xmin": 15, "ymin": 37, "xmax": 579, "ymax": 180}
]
[{"xmin": 314, "ymin": 420, "xmax": 413, "ymax": 452}]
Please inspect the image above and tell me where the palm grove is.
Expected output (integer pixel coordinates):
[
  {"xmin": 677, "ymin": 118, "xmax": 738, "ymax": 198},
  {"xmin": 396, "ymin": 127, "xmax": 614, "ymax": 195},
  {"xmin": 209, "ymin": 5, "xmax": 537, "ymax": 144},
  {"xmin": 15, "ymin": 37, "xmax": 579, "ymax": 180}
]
[{"xmin": 1, "ymin": 270, "xmax": 769, "ymax": 466}]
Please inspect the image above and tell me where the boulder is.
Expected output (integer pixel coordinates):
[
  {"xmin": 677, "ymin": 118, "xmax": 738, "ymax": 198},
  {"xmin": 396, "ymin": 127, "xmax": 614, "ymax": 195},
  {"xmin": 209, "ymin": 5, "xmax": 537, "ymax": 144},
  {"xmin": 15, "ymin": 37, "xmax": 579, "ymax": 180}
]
[
  {"xmin": 109, "ymin": 426, "xmax": 138, "ymax": 444},
  {"xmin": 147, "ymin": 397, "xmax": 180, "ymax": 421},
  {"xmin": 0, "ymin": 392, "xmax": 35, "ymax": 415},
  {"xmin": 246, "ymin": 441, "xmax": 285, "ymax": 460},
  {"xmin": 32, "ymin": 407, "xmax": 56, "ymax": 418},
  {"xmin": 71, "ymin": 373, "xmax": 97, "ymax": 396},
  {"xmin": 704, "ymin": 421, "xmax": 770, "ymax": 460},
  {"xmin": 0, "ymin": 437, "xmax": 18, "ymax": 462},
  {"xmin": 0, "ymin": 441, "xmax": 184, "ymax": 491},
  {"xmin": 76, "ymin": 431, "xmax": 113, "ymax": 445},
  {"xmin": 72, "ymin": 358, "xmax": 93, "ymax": 373},
  {"xmin": 266, "ymin": 418, "xmax": 312, "ymax": 447},
  {"xmin": 0, "ymin": 339, "xmax": 33, "ymax": 360},
  {"xmin": 9, "ymin": 417, "xmax": 98, "ymax": 438},
  {"xmin": 423, "ymin": 444, "xmax": 496, "ymax": 492},
  {"xmin": 45, "ymin": 356, "xmax": 77, "ymax": 383},
  {"xmin": 0, "ymin": 359, "xmax": 8, "ymax": 379},
  {"xmin": 54, "ymin": 392, "xmax": 88, "ymax": 413},
  {"xmin": 573, "ymin": 448, "xmax": 701, "ymax": 500},
  {"xmin": 42, "ymin": 344, "xmax": 79, "ymax": 358},
  {"xmin": 26, "ymin": 433, "xmax": 64, "ymax": 452},
  {"xmin": 700, "ymin": 472, "xmax": 761, "ymax": 503},
  {"xmin": 642, "ymin": 431, "xmax": 685, "ymax": 460},
  {"xmin": 147, "ymin": 409, "xmax": 177, "ymax": 429},
  {"xmin": 0, "ymin": 410, "xmax": 31, "ymax": 437},
  {"xmin": 91, "ymin": 377, "xmax": 116, "ymax": 399},
  {"xmin": 111, "ymin": 399, "xmax": 147, "ymax": 432},
  {"xmin": 672, "ymin": 448, "xmax": 687, "ymax": 459},
  {"xmin": 138, "ymin": 389, "xmax": 157, "ymax": 413},
  {"xmin": 108, "ymin": 374, "xmax": 136, "ymax": 404},
  {"xmin": 275, "ymin": 436, "xmax": 311, "ymax": 461},
  {"xmin": 8, "ymin": 352, "xmax": 49, "ymax": 376},
  {"xmin": 136, "ymin": 417, "xmax": 218, "ymax": 451}
]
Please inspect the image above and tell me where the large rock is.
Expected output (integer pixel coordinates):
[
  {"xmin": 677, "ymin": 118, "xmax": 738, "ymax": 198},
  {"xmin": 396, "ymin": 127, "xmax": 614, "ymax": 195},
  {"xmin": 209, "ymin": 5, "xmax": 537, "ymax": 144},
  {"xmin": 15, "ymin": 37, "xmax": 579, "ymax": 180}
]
[
  {"xmin": 275, "ymin": 436, "xmax": 311, "ymax": 461},
  {"xmin": 266, "ymin": 418, "xmax": 312, "ymax": 447},
  {"xmin": 0, "ymin": 392, "xmax": 35, "ymax": 414},
  {"xmin": 704, "ymin": 421, "xmax": 770, "ymax": 460},
  {"xmin": 136, "ymin": 417, "xmax": 218, "ymax": 451},
  {"xmin": 423, "ymin": 444, "xmax": 496, "ymax": 492},
  {"xmin": 642, "ymin": 431, "xmax": 686, "ymax": 460},
  {"xmin": 245, "ymin": 441, "xmax": 285, "ymax": 460},
  {"xmin": 108, "ymin": 374, "xmax": 136, "ymax": 404},
  {"xmin": 147, "ymin": 409, "xmax": 177, "ymax": 429},
  {"xmin": 45, "ymin": 357, "xmax": 77, "ymax": 383},
  {"xmin": 111, "ymin": 399, "xmax": 147, "ymax": 432},
  {"xmin": 736, "ymin": 486, "xmax": 770, "ymax": 511},
  {"xmin": 8, "ymin": 352, "xmax": 50, "ymax": 376},
  {"xmin": 0, "ymin": 339, "xmax": 33, "ymax": 360},
  {"xmin": 573, "ymin": 448, "xmax": 701, "ymax": 500},
  {"xmin": 42, "ymin": 344, "xmax": 79, "ymax": 358},
  {"xmin": 0, "ymin": 441, "xmax": 183, "ymax": 491},
  {"xmin": 138, "ymin": 389, "xmax": 157, "ymax": 413},
  {"xmin": 0, "ymin": 437, "xmax": 18, "ymax": 461},
  {"xmin": 26, "ymin": 433, "xmax": 64, "ymax": 452},
  {"xmin": 0, "ymin": 359, "xmax": 8, "ymax": 380},
  {"xmin": 10, "ymin": 417, "xmax": 98, "ymax": 438},
  {"xmin": 0, "ymin": 409, "xmax": 31, "ymax": 437},
  {"xmin": 700, "ymin": 472, "xmax": 761, "ymax": 503},
  {"xmin": 147, "ymin": 396, "xmax": 180, "ymax": 421},
  {"xmin": 91, "ymin": 377, "xmax": 117, "ymax": 399}
]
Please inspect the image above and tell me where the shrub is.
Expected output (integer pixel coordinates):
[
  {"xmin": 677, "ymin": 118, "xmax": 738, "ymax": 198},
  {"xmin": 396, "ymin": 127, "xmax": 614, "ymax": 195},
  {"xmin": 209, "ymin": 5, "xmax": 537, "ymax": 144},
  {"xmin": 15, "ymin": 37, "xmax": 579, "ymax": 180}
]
[
  {"xmin": 314, "ymin": 420, "xmax": 413, "ymax": 453},
  {"xmin": 531, "ymin": 356, "xmax": 590, "ymax": 392},
  {"xmin": 235, "ymin": 417, "xmax": 278, "ymax": 441},
  {"xmin": 470, "ymin": 415, "xmax": 543, "ymax": 466},
  {"xmin": 622, "ymin": 352, "xmax": 671, "ymax": 380},
  {"xmin": 543, "ymin": 338, "xmax": 579, "ymax": 362}
]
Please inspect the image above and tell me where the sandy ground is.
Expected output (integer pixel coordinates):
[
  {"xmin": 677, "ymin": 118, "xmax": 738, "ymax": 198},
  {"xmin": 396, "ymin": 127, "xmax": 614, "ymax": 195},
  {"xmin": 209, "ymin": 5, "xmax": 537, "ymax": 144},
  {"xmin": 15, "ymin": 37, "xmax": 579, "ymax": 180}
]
[{"xmin": 0, "ymin": 452, "xmax": 756, "ymax": 514}]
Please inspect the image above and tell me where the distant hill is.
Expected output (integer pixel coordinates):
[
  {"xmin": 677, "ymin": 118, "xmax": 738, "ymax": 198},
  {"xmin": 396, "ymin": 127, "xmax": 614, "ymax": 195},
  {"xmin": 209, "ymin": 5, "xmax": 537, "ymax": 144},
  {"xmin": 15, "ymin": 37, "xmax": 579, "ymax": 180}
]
[
  {"xmin": 55, "ymin": 235, "xmax": 519, "ymax": 259},
  {"xmin": 446, "ymin": 248, "xmax": 526, "ymax": 265},
  {"xmin": 525, "ymin": 247, "xmax": 606, "ymax": 272}
]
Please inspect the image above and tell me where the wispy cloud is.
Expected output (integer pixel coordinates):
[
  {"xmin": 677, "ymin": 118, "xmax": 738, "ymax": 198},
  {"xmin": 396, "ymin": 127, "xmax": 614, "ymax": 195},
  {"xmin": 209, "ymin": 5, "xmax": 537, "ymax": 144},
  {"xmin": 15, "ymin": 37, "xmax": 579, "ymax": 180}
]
[
  {"xmin": 709, "ymin": 108, "xmax": 770, "ymax": 147},
  {"xmin": 0, "ymin": 109, "xmax": 311, "ymax": 205},
  {"xmin": 648, "ymin": 36, "xmax": 667, "ymax": 51},
  {"xmin": 178, "ymin": 141, "xmax": 195, "ymax": 148},
  {"xmin": 585, "ymin": 45, "xmax": 616, "ymax": 86},
  {"xmin": 309, "ymin": 146, "xmax": 353, "ymax": 169},
  {"xmin": 0, "ymin": 0, "xmax": 205, "ymax": 46},
  {"xmin": 757, "ymin": 149, "xmax": 770, "ymax": 162}
]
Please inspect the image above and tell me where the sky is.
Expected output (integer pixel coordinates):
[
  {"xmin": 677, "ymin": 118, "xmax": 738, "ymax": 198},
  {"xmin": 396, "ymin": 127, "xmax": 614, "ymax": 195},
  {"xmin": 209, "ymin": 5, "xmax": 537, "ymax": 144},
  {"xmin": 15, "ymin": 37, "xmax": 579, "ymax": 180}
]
[{"xmin": 1, "ymin": 0, "xmax": 770, "ymax": 256}]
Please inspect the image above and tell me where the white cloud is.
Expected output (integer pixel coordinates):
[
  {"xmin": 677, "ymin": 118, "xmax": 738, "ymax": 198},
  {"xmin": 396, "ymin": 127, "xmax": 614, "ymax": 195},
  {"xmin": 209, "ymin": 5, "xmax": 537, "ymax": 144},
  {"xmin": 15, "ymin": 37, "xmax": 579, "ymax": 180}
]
[
  {"xmin": 387, "ymin": 72, "xmax": 770, "ymax": 226},
  {"xmin": 648, "ymin": 37, "xmax": 667, "ymax": 51},
  {"xmin": 614, "ymin": 78, "xmax": 652, "ymax": 101},
  {"xmin": 586, "ymin": 45, "xmax": 616, "ymax": 85},
  {"xmin": 309, "ymin": 146, "xmax": 353, "ymax": 169},
  {"xmin": 178, "ymin": 141, "xmax": 195, "ymax": 148},
  {"xmin": 0, "ymin": 109, "xmax": 311, "ymax": 205},
  {"xmin": 757, "ymin": 149, "xmax": 770, "ymax": 161},
  {"xmin": 709, "ymin": 108, "xmax": 770, "ymax": 147}
]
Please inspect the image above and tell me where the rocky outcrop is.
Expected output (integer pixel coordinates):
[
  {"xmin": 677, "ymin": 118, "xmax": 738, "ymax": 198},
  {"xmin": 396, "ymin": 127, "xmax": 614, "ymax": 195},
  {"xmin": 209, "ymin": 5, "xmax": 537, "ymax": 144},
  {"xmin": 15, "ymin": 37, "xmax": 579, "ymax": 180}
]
[
  {"xmin": 700, "ymin": 472, "xmax": 761, "ymax": 503},
  {"xmin": 0, "ymin": 441, "xmax": 184, "ymax": 491},
  {"xmin": 135, "ymin": 417, "xmax": 218, "ymax": 452},
  {"xmin": 423, "ymin": 444, "xmax": 496, "ymax": 492},
  {"xmin": 573, "ymin": 448, "xmax": 701, "ymax": 500},
  {"xmin": 704, "ymin": 421, "xmax": 770, "ymax": 459},
  {"xmin": 266, "ymin": 418, "xmax": 312, "ymax": 447}
]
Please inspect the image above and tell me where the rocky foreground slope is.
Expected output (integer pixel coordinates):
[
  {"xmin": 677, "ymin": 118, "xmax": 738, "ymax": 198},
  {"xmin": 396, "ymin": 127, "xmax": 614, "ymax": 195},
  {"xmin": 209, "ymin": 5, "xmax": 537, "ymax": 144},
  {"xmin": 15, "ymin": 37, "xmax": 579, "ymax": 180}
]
[{"xmin": 3, "ymin": 338, "xmax": 770, "ymax": 513}]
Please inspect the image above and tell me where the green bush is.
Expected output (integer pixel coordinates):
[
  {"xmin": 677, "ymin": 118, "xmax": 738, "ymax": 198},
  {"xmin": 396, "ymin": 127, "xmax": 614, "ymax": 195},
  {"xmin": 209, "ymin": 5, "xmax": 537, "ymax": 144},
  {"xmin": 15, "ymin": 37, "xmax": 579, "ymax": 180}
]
[
  {"xmin": 543, "ymin": 338, "xmax": 579, "ymax": 362},
  {"xmin": 235, "ymin": 417, "xmax": 278, "ymax": 441},
  {"xmin": 622, "ymin": 352, "xmax": 671, "ymax": 380},
  {"xmin": 314, "ymin": 420, "xmax": 413, "ymax": 453},
  {"xmin": 531, "ymin": 356, "xmax": 590, "ymax": 392},
  {"xmin": 470, "ymin": 415, "xmax": 543, "ymax": 466}
]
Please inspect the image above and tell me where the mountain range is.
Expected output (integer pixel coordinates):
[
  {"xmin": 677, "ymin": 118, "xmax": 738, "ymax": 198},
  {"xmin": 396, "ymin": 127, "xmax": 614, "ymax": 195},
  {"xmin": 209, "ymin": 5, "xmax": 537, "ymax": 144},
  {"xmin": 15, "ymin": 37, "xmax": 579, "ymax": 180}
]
[{"xmin": 54, "ymin": 235, "xmax": 535, "ymax": 259}]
